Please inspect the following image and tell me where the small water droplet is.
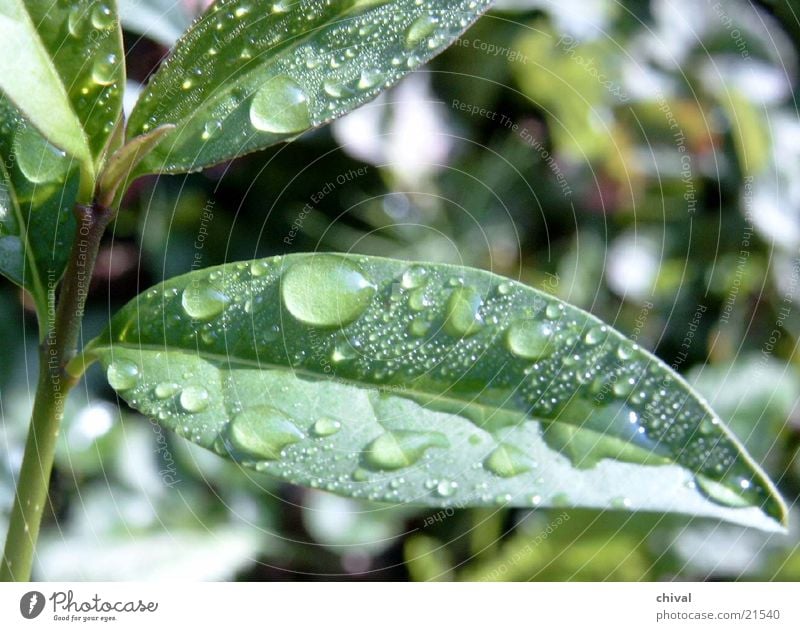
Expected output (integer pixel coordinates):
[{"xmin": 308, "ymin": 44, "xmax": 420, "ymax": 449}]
[
  {"xmin": 364, "ymin": 430, "xmax": 448, "ymax": 470},
  {"xmin": 313, "ymin": 418, "xmax": 342, "ymax": 437},
  {"xmin": 179, "ymin": 386, "xmax": 209, "ymax": 413},
  {"xmin": 90, "ymin": 3, "xmax": 115, "ymax": 29},
  {"xmin": 92, "ymin": 53, "xmax": 118, "ymax": 86},
  {"xmin": 506, "ymin": 320, "xmax": 554, "ymax": 360},
  {"xmin": 181, "ymin": 279, "xmax": 230, "ymax": 320},
  {"xmin": 444, "ymin": 286, "xmax": 484, "ymax": 337},
  {"xmin": 485, "ymin": 444, "xmax": 535, "ymax": 478},
  {"xmin": 106, "ymin": 359, "xmax": 139, "ymax": 390},
  {"xmin": 436, "ymin": 480, "xmax": 457, "ymax": 497},
  {"xmin": 405, "ymin": 14, "xmax": 437, "ymax": 49},
  {"xmin": 154, "ymin": 382, "xmax": 181, "ymax": 399},
  {"xmin": 229, "ymin": 406, "xmax": 304, "ymax": 460}
]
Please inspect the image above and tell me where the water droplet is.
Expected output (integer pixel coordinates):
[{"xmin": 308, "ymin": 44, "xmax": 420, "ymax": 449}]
[
  {"xmin": 402, "ymin": 266, "xmax": 428, "ymax": 289},
  {"xmin": 409, "ymin": 318, "xmax": 431, "ymax": 337},
  {"xmin": 584, "ymin": 325, "xmax": 607, "ymax": 346},
  {"xmin": 250, "ymin": 259, "xmax": 270, "ymax": 276},
  {"xmin": 181, "ymin": 279, "xmax": 230, "ymax": 320},
  {"xmin": 545, "ymin": 303, "xmax": 563, "ymax": 320},
  {"xmin": 281, "ymin": 255, "xmax": 375, "ymax": 327},
  {"xmin": 90, "ymin": 3, "xmax": 115, "ymax": 29},
  {"xmin": 405, "ymin": 14, "xmax": 437, "ymax": 49},
  {"xmin": 154, "ymin": 382, "xmax": 181, "ymax": 399},
  {"xmin": 92, "ymin": 53, "xmax": 118, "ymax": 86},
  {"xmin": 485, "ymin": 444, "xmax": 535, "ymax": 478},
  {"xmin": 250, "ymin": 75, "xmax": 311, "ymax": 134},
  {"xmin": 444, "ymin": 286, "xmax": 484, "ymax": 337},
  {"xmin": 106, "ymin": 359, "xmax": 139, "ymax": 390},
  {"xmin": 229, "ymin": 406, "xmax": 304, "ymax": 460},
  {"xmin": 313, "ymin": 418, "xmax": 342, "ymax": 437},
  {"xmin": 610, "ymin": 496, "xmax": 632, "ymax": 509},
  {"xmin": 436, "ymin": 480, "xmax": 457, "ymax": 497},
  {"xmin": 364, "ymin": 430, "xmax": 448, "ymax": 470},
  {"xmin": 13, "ymin": 126, "xmax": 69, "ymax": 184},
  {"xmin": 695, "ymin": 474, "xmax": 753, "ymax": 508},
  {"xmin": 505, "ymin": 320, "xmax": 553, "ymax": 360},
  {"xmin": 179, "ymin": 386, "xmax": 209, "ymax": 413},
  {"xmin": 67, "ymin": 4, "xmax": 88, "ymax": 37}
]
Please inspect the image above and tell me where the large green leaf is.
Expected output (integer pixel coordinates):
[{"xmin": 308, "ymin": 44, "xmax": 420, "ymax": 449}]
[
  {"xmin": 0, "ymin": 97, "xmax": 79, "ymax": 320},
  {"xmin": 127, "ymin": 0, "xmax": 492, "ymax": 174},
  {"xmin": 86, "ymin": 254, "xmax": 786, "ymax": 531},
  {"xmin": 0, "ymin": 0, "xmax": 124, "ymax": 176}
]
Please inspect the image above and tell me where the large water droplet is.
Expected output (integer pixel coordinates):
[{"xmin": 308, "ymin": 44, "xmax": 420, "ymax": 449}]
[
  {"xmin": 364, "ymin": 430, "xmax": 448, "ymax": 470},
  {"xmin": 13, "ymin": 126, "xmax": 69, "ymax": 184},
  {"xmin": 401, "ymin": 266, "xmax": 428, "ymax": 289},
  {"xmin": 405, "ymin": 14, "xmax": 437, "ymax": 49},
  {"xmin": 106, "ymin": 359, "xmax": 139, "ymax": 390},
  {"xmin": 281, "ymin": 255, "xmax": 375, "ymax": 327},
  {"xmin": 90, "ymin": 3, "xmax": 115, "ymax": 29},
  {"xmin": 229, "ymin": 406, "xmax": 304, "ymax": 460},
  {"xmin": 313, "ymin": 418, "xmax": 342, "ymax": 437},
  {"xmin": 505, "ymin": 320, "xmax": 554, "ymax": 360},
  {"xmin": 181, "ymin": 279, "xmax": 230, "ymax": 320},
  {"xmin": 485, "ymin": 444, "xmax": 535, "ymax": 478},
  {"xmin": 444, "ymin": 286, "xmax": 484, "ymax": 337},
  {"xmin": 250, "ymin": 75, "xmax": 311, "ymax": 134},
  {"xmin": 179, "ymin": 386, "xmax": 209, "ymax": 413},
  {"xmin": 67, "ymin": 4, "xmax": 88, "ymax": 37},
  {"xmin": 92, "ymin": 53, "xmax": 118, "ymax": 86}
]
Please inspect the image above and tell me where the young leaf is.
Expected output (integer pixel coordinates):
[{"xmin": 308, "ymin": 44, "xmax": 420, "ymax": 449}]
[
  {"xmin": 86, "ymin": 254, "xmax": 786, "ymax": 531},
  {"xmin": 0, "ymin": 0, "xmax": 124, "ymax": 174},
  {"xmin": 126, "ymin": 0, "xmax": 493, "ymax": 174},
  {"xmin": 0, "ymin": 97, "xmax": 79, "ymax": 321}
]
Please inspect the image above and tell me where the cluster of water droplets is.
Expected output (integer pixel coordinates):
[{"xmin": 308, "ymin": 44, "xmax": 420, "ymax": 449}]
[
  {"xmin": 101, "ymin": 254, "xmax": 771, "ymax": 511},
  {"xmin": 50, "ymin": 0, "xmax": 122, "ymax": 154},
  {"xmin": 128, "ymin": 0, "xmax": 490, "ymax": 169}
]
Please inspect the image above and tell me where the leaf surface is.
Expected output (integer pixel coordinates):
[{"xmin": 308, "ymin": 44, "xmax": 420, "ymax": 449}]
[
  {"xmin": 88, "ymin": 254, "xmax": 786, "ymax": 530},
  {"xmin": 127, "ymin": 0, "xmax": 492, "ymax": 173}
]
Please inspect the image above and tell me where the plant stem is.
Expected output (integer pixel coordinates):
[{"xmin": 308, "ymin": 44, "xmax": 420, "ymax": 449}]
[{"xmin": 1, "ymin": 202, "xmax": 111, "ymax": 581}]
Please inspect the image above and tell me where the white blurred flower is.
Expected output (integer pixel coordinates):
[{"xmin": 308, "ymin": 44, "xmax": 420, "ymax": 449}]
[
  {"xmin": 332, "ymin": 74, "xmax": 453, "ymax": 188},
  {"xmin": 606, "ymin": 231, "xmax": 659, "ymax": 301}
]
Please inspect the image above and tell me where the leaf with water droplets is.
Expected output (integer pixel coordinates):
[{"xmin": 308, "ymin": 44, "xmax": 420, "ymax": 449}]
[
  {"xmin": 0, "ymin": 0, "xmax": 124, "ymax": 179},
  {"xmin": 0, "ymin": 99, "xmax": 79, "ymax": 320},
  {"xmin": 126, "ymin": 0, "xmax": 492, "ymax": 174},
  {"xmin": 87, "ymin": 254, "xmax": 786, "ymax": 530}
]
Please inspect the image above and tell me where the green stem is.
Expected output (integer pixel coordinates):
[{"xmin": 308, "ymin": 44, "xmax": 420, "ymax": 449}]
[{"xmin": 1, "ymin": 202, "xmax": 111, "ymax": 581}]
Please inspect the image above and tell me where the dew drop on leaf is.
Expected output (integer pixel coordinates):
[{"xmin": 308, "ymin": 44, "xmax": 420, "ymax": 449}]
[
  {"xmin": 106, "ymin": 359, "xmax": 139, "ymax": 390},
  {"xmin": 154, "ymin": 382, "xmax": 181, "ymax": 399},
  {"xmin": 249, "ymin": 75, "xmax": 311, "ymax": 134},
  {"xmin": 90, "ymin": 3, "xmax": 115, "ymax": 29},
  {"xmin": 91, "ymin": 53, "xmax": 118, "ymax": 87},
  {"xmin": 405, "ymin": 14, "xmax": 437, "ymax": 49},
  {"xmin": 13, "ymin": 126, "xmax": 69, "ymax": 184},
  {"xmin": 444, "ymin": 286, "xmax": 484, "ymax": 337},
  {"xmin": 505, "ymin": 320, "xmax": 554, "ymax": 360},
  {"xmin": 229, "ymin": 407, "xmax": 304, "ymax": 460},
  {"xmin": 181, "ymin": 279, "xmax": 230, "ymax": 320},
  {"xmin": 313, "ymin": 417, "xmax": 342, "ymax": 437},
  {"xmin": 281, "ymin": 255, "xmax": 375, "ymax": 327},
  {"xmin": 179, "ymin": 385, "xmax": 210, "ymax": 413},
  {"xmin": 484, "ymin": 444, "xmax": 535, "ymax": 478},
  {"xmin": 364, "ymin": 430, "xmax": 449, "ymax": 470}
]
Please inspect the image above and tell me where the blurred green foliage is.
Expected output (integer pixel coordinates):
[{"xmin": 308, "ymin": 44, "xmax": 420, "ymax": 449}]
[{"xmin": 2, "ymin": 0, "xmax": 800, "ymax": 580}]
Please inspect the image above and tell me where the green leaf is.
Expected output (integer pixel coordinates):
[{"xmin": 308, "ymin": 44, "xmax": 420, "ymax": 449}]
[
  {"xmin": 86, "ymin": 254, "xmax": 786, "ymax": 531},
  {"xmin": 0, "ymin": 0, "xmax": 124, "ymax": 180},
  {"xmin": 127, "ymin": 0, "xmax": 492, "ymax": 174},
  {"xmin": 0, "ymin": 97, "xmax": 79, "ymax": 320}
]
